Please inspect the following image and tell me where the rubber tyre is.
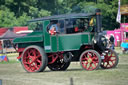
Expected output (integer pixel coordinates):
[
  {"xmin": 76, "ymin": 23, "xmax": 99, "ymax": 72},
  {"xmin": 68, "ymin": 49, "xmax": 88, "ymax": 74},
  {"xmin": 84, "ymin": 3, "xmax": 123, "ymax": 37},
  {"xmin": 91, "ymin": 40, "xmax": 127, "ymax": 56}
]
[
  {"xmin": 48, "ymin": 59, "xmax": 70, "ymax": 71},
  {"xmin": 100, "ymin": 49, "xmax": 119, "ymax": 69},
  {"xmin": 80, "ymin": 50, "xmax": 101, "ymax": 71},
  {"xmin": 21, "ymin": 45, "xmax": 48, "ymax": 73}
]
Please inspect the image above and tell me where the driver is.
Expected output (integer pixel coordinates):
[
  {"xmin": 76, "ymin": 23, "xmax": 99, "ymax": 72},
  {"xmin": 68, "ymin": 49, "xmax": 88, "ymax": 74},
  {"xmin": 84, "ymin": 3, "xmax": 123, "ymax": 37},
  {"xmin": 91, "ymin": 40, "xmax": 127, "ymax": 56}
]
[
  {"xmin": 49, "ymin": 26, "xmax": 56, "ymax": 35},
  {"xmin": 49, "ymin": 23, "xmax": 60, "ymax": 35}
]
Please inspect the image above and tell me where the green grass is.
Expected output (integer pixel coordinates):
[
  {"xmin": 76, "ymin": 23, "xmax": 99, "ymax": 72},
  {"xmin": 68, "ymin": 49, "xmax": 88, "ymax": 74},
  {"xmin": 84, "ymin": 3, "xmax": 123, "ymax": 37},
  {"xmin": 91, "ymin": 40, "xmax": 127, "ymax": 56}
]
[
  {"xmin": 0, "ymin": 60, "xmax": 20, "ymax": 64},
  {"xmin": 0, "ymin": 53, "xmax": 19, "ymax": 64},
  {"xmin": 6, "ymin": 53, "xmax": 18, "ymax": 57},
  {"xmin": 0, "ymin": 47, "xmax": 128, "ymax": 85}
]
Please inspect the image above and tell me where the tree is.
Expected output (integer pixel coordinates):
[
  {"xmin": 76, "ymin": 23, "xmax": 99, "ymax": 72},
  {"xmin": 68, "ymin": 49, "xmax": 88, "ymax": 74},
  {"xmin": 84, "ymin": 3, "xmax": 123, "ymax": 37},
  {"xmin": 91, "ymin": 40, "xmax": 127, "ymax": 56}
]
[
  {"xmin": 0, "ymin": 0, "xmax": 120, "ymax": 30},
  {"xmin": 78, "ymin": 0, "xmax": 119, "ymax": 30},
  {"xmin": 0, "ymin": 9, "xmax": 17, "ymax": 27}
]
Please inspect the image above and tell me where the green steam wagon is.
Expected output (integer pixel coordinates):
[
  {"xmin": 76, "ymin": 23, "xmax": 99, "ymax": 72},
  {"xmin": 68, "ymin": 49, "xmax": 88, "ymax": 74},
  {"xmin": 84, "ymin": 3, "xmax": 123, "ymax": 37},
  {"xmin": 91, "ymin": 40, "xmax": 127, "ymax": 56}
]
[{"xmin": 13, "ymin": 9, "xmax": 119, "ymax": 72}]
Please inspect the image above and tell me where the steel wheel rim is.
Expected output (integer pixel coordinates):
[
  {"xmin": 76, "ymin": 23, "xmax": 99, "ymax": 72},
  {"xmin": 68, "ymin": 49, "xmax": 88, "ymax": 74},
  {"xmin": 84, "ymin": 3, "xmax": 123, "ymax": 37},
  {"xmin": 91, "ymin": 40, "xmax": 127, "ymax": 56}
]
[
  {"xmin": 81, "ymin": 51, "xmax": 99, "ymax": 71},
  {"xmin": 22, "ymin": 48, "xmax": 42, "ymax": 72},
  {"xmin": 101, "ymin": 50, "xmax": 117, "ymax": 68}
]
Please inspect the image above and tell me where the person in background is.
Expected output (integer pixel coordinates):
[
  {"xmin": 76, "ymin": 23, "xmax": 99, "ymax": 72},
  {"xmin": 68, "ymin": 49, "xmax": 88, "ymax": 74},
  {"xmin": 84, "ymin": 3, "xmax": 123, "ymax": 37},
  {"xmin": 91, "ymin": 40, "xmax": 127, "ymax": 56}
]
[
  {"xmin": 109, "ymin": 35, "xmax": 115, "ymax": 50},
  {"xmin": 121, "ymin": 40, "xmax": 128, "ymax": 53}
]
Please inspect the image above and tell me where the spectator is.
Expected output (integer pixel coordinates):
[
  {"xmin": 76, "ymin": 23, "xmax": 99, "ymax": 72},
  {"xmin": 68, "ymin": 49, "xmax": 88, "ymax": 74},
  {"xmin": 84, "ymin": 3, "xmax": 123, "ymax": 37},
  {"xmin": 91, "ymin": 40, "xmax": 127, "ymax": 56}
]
[
  {"xmin": 121, "ymin": 41, "xmax": 128, "ymax": 53},
  {"xmin": 109, "ymin": 35, "xmax": 115, "ymax": 50}
]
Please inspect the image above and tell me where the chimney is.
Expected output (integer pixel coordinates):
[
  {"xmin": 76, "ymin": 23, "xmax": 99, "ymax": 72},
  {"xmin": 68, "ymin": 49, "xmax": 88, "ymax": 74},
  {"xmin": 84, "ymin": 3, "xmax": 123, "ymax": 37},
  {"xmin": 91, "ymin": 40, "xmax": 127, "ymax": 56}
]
[{"xmin": 95, "ymin": 9, "xmax": 102, "ymax": 33}]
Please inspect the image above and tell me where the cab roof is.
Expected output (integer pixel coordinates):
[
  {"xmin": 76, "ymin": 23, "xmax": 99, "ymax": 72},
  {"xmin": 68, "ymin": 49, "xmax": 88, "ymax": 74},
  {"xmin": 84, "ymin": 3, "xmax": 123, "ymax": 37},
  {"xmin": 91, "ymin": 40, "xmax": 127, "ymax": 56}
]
[{"xmin": 29, "ymin": 13, "xmax": 95, "ymax": 22}]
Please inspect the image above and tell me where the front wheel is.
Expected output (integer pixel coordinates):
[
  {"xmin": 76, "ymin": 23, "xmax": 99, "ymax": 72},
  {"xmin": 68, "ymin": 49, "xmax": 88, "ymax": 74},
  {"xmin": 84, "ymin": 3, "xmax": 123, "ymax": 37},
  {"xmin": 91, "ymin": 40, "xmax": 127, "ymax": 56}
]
[
  {"xmin": 21, "ymin": 45, "xmax": 48, "ymax": 72},
  {"xmin": 100, "ymin": 49, "xmax": 119, "ymax": 69},
  {"xmin": 80, "ymin": 50, "xmax": 101, "ymax": 71}
]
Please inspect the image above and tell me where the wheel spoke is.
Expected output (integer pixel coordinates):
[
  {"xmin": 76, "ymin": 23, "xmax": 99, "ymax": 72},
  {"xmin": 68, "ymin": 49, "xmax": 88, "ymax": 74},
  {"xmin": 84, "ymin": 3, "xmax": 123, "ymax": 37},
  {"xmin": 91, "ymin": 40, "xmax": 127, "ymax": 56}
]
[
  {"xmin": 22, "ymin": 46, "xmax": 47, "ymax": 72},
  {"xmin": 32, "ymin": 49, "xmax": 37, "ymax": 56},
  {"xmin": 31, "ymin": 66, "xmax": 36, "ymax": 71},
  {"xmin": 34, "ymin": 62, "xmax": 39, "ymax": 70},
  {"xmin": 80, "ymin": 50, "xmax": 101, "ymax": 71},
  {"xmin": 106, "ymin": 61, "xmax": 112, "ymax": 67},
  {"xmin": 110, "ymin": 61, "xmax": 114, "ymax": 66},
  {"xmin": 92, "ymin": 56, "xmax": 98, "ymax": 60},
  {"xmin": 87, "ymin": 53, "xmax": 92, "ymax": 58},
  {"xmin": 91, "ymin": 64, "xmax": 96, "ymax": 69},
  {"xmin": 92, "ymin": 61, "xmax": 97, "ymax": 67},
  {"xmin": 92, "ymin": 61, "xmax": 97, "ymax": 69},
  {"xmin": 101, "ymin": 49, "xmax": 118, "ymax": 69},
  {"xmin": 24, "ymin": 61, "xmax": 30, "ymax": 65},
  {"xmin": 82, "ymin": 61, "xmax": 88, "ymax": 68},
  {"xmin": 108, "ymin": 63, "xmax": 112, "ymax": 67},
  {"xmin": 29, "ymin": 50, "xmax": 33, "ymax": 55},
  {"xmin": 27, "ymin": 52, "xmax": 31, "ymax": 57},
  {"xmin": 87, "ymin": 63, "xmax": 92, "ymax": 70},
  {"xmin": 29, "ymin": 57, "xmax": 36, "ymax": 64},
  {"xmin": 105, "ymin": 62, "xmax": 108, "ymax": 67},
  {"xmin": 28, "ymin": 64, "xmax": 32, "ymax": 71},
  {"xmin": 110, "ymin": 58, "xmax": 116, "ymax": 62},
  {"xmin": 48, "ymin": 52, "xmax": 70, "ymax": 71},
  {"xmin": 36, "ymin": 54, "xmax": 41, "ymax": 58},
  {"xmin": 85, "ymin": 62, "xmax": 88, "ymax": 67},
  {"xmin": 37, "ymin": 59, "xmax": 41, "ymax": 64},
  {"xmin": 82, "ymin": 57, "xmax": 88, "ymax": 61}
]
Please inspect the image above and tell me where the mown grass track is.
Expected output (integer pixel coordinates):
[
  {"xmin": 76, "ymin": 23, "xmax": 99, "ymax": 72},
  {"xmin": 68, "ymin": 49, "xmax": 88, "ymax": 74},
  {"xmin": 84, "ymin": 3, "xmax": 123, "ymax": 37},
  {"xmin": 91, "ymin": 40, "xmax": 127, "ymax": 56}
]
[{"xmin": 0, "ymin": 47, "xmax": 128, "ymax": 85}]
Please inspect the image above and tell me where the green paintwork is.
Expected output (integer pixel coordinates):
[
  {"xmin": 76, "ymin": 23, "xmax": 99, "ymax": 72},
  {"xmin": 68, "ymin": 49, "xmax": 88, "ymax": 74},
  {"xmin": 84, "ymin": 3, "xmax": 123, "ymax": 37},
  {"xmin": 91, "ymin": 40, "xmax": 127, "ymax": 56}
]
[
  {"xmin": 58, "ymin": 33, "xmax": 90, "ymax": 51},
  {"xmin": 18, "ymin": 42, "xmax": 43, "ymax": 48},
  {"xmin": 44, "ymin": 32, "xmax": 94, "ymax": 53},
  {"xmin": 43, "ymin": 20, "xmax": 51, "ymax": 52},
  {"xmin": 13, "ymin": 13, "xmax": 95, "ymax": 53},
  {"xmin": 51, "ymin": 35, "xmax": 57, "ymax": 52},
  {"xmin": 13, "ymin": 31, "xmax": 43, "ymax": 44}
]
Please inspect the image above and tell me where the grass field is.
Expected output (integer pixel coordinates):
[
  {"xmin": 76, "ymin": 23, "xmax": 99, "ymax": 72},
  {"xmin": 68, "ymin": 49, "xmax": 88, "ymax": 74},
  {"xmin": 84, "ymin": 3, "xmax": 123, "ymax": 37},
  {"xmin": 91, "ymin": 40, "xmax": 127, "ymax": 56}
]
[{"xmin": 0, "ymin": 48, "xmax": 128, "ymax": 85}]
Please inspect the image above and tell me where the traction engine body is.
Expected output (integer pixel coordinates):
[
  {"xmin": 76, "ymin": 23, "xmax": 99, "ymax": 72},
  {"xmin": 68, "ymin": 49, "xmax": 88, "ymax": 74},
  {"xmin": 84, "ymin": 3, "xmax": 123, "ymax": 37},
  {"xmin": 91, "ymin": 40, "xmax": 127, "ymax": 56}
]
[{"xmin": 13, "ymin": 9, "xmax": 119, "ymax": 72}]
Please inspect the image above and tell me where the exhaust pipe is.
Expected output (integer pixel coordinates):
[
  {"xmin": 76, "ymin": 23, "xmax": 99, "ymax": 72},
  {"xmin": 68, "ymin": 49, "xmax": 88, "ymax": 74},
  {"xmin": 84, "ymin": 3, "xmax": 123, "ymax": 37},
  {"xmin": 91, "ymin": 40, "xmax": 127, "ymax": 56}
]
[
  {"xmin": 93, "ymin": 9, "xmax": 107, "ymax": 51},
  {"xmin": 95, "ymin": 9, "xmax": 102, "ymax": 33}
]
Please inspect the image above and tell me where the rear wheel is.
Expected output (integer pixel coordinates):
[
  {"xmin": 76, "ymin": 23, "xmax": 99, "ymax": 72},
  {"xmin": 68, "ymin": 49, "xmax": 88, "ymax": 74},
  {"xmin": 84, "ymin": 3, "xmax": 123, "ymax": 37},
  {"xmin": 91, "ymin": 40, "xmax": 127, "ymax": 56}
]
[
  {"xmin": 48, "ymin": 53, "xmax": 70, "ymax": 71},
  {"xmin": 21, "ymin": 45, "xmax": 48, "ymax": 72},
  {"xmin": 100, "ymin": 49, "xmax": 119, "ymax": 69},
  {"xmin": 80, "ymin": 50, "xmax": 101, "ymax": 71}
]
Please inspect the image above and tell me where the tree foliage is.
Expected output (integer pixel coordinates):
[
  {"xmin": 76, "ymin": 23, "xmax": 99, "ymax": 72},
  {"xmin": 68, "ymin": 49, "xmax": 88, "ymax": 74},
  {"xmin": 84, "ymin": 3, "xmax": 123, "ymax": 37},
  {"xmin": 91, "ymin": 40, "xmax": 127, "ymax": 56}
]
[{"xmin": 0, "ymin": 0, "xmax": 121, "ymax": 30}]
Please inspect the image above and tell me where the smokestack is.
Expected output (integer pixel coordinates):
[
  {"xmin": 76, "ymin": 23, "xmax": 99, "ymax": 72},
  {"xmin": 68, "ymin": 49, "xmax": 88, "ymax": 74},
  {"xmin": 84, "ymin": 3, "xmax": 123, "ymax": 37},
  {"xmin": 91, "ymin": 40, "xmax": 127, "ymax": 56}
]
[{"xmin": 95, "ymin": 9, "xmax": 102, "ymax": 33}]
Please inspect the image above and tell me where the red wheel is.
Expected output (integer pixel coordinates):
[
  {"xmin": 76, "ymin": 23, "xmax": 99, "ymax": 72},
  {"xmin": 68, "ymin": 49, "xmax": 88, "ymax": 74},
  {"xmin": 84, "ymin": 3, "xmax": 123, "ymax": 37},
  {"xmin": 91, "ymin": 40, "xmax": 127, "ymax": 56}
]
[
  {"xmin": 80, "ymin": 50, "xmax": 101, "ymax": 71},
  {"xmin": 21, "ymin": 46, "xmax": 48, "ymax": 72},
  {"xmin": 101, "ymin": 49, "xmax": 119, "ymax": 69},
  {"xmin": 48, "ymin": 53, "xmax": 70, "ymax": 71}
]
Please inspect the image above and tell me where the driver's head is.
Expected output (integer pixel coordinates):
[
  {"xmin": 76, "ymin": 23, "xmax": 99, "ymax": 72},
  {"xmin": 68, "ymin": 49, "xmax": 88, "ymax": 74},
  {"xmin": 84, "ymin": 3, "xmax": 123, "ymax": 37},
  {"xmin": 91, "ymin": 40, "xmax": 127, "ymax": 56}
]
[{"xmin": 57, "ymin": 23, "xmax": 60, "ymax": 26}]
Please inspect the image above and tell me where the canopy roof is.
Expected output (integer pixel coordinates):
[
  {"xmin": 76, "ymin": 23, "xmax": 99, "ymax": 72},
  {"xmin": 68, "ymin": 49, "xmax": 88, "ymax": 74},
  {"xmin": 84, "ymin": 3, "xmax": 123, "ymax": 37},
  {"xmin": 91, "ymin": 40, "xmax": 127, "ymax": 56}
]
[
  {"xmin": 29, "ymin": 13, "xmax": 95, "ymax": 22},
  {"xmin": 0, "ymin": 28, "xmax": 8, "ymax": 36},
  {"xmin": 0, "ymin": 30, "xmax": 21, "ymax": 39}
]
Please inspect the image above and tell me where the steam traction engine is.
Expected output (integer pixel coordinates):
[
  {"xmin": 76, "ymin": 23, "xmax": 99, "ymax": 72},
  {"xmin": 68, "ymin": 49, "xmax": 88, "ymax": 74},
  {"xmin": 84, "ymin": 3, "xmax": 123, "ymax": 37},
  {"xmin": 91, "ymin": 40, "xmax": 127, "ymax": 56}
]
[{"xmin": 13, "ymin": 9, "xmax": 119, "ymax": 72}]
